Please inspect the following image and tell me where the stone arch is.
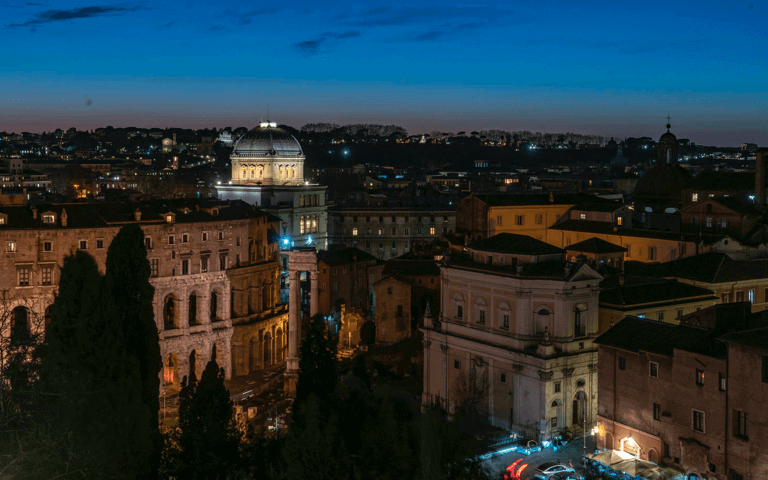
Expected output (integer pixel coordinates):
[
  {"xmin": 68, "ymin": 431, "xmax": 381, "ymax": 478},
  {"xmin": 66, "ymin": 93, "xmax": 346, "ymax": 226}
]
[
  {"xmin": 549, "ymin": 398, "xmax": 563, "ymax": 430},
  {"xmin": 648, "ymin": 448, "xmax": 659, "ymax": 464},
  {"xmin": 210, "ymin": 289, "xmax": 219, "ymax": 322},
  {"xmin": 10, "ymin": 306, "xmax": 30, "ymax": 345},
  {"xmin": 164, "ymin": 353, "xmax": 180, "ymax": 394},
  {"xmin": 164, "ymin": 294, "xmax": 178, "ymax": 330},
  {"xmin": 276, "ymin": 327, "xmax": 284, "ymax": 362},
  {"xmin": 249, "ymin": 336, "xmax": 258, "ymax": 371},
  {"xmin": 263, "ymin": 331, "xmax": 273, "ymax": 366},
  {"xmin": 534, "ymin": 305, "xmax": 551, "ymax": 334},
  {"xmin": 188, "ymin": 291, "xmax": 198, "ymax": 326}
]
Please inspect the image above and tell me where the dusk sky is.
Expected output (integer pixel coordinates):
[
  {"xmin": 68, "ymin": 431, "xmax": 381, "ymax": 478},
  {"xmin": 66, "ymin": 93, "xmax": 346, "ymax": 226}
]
[{"xmin": 2, "ymin": 1, "xmax": 766, "ymax": 145}]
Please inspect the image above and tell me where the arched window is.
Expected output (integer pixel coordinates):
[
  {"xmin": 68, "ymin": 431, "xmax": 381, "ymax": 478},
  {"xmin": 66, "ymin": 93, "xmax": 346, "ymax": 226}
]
[
  {"xmin": 241, "ymin": 168, "xmax": 246, "ymax": 179},
  {"xmin": 10, "ymin": 306, "xmax": 30, "ymax": 345},
  {"xmin": 453, "ymin": 293, "xmax": 464, "ymax": 320},
  {"xmin": 188, "ymin": 292, "xmax": 197, "ymax": 326},
  {"xmin": 475, "ymin": 297, "xmax": 487, "ymax": 325},
  {"xmin": 164, "ymin": 295, "xmax": 177, "ymax": 330},
  {"xmin": 210, "ymin": 290, "xmax": 218, "ymax": 322},
  {"xmin": 536, "ymin": 307, "xmax": 550, "ymax": 334},
  {"xmin": 574, "ymin": 307, "xmax": 586, "ymax": 337},
  {"xmin": 550, "ymin": 398, "xmax": 563, "ymax": 429}
]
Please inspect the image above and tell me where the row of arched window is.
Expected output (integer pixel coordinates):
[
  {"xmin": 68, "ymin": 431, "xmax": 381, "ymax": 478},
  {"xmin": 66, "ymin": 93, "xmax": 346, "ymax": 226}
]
[
  {"xmin": 163, "ymin": 291, "xmax": 219, "ymax": 331},
  {"xmin": 451, "ymin": 294, "xmax": 588, "ymax": 337},
  {"xmin": 300, "ymin": 215, "xmax": 318, "ymax": 235}
]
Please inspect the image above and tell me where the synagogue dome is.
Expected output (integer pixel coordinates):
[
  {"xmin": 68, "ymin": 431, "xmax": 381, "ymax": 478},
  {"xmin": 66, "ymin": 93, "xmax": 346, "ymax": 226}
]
[{"xmin": 232, "ymin": 122, "xmax": 303, "ymax": 157}]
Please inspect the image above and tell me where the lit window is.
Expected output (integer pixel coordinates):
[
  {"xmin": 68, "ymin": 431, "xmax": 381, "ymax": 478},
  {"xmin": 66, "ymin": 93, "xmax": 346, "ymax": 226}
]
[
  {"xmin": 430, "ymin": 227, "xmax": 435, "ymax": 235},
  {"xmin": 352, "ymin": 228, "xmax": 358, "ymax": 236},
  {"xmin": 42, "ymin": 214, "xmax": 55, "ymax": 224},
  {"xmin": 692, "ymin": 193, "xmax": 699, "ymax": 202},
  {"xmin": 6, "ymin": 241, "xmax": 15, "ymax": 253},
  {"xmin": 580, "ymin": 213, "xmax": 586, "ymax": 220},
  {"xmin": 696, "ymin": 369, "xmax": 704, "ymax": 386}
]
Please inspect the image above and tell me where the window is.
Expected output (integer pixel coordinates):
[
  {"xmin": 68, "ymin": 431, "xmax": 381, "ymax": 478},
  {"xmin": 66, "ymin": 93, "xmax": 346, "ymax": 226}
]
[
  {"xmin": 719, "ymin": 373, "xmax": 726, "ymax": 391},
  {"xmin": 43, "ymin": 241, "xmax": 52, "ymax": 252},
  {"xmin": 352, "ymin": 228, "xmax": 358, "ymax": 236},
  {"xmin": 41, "ymin": 266, "xmax": 52, "ymax": 285},
  {"xmin": 417, "ymin": 227, "xmax": 423, "ymax": 235},
  {"xmin": 654, "ymin": 403, "xmax": 661, "ymax": 421},
  {"xmin": 478, "ymin": 309, "xmax": 486, "ymax": 325},
  {"xmin": 515, "ymin": 215, "xmax": 524, "ymax": 226},
  {"xmin": 18, "ymin": 268, "xmax": 30, "ymax": 286},
  {"xmin": 6, "ymin": 241, "xmax": 15, "ymax": 253},
  {"xmin": 617, "ymin": 215, "xmax": 623, "ymax": 226},
  {"xmin": 658, "ymin": 311, "xmax": 664, "ymax": 321},
  {"xmin": 693, "ymin": 410, "xmax": 705, "ymax": 433},
  {"xmin": 535, "ymin": 214, "xmax": 543, "ymax": 224},
  {"xmin": 574, "ymin": 308, "xmax": 585, "ymax": 336},
  {"xmin": 182, "ymin": 233, "xmax": 189, "ymax": 243},
  {"xmin": 648, "ymin": 246, "xmax": 656, "ymax": 261},
  {"xmin": 454, "ymin": 360, "xmax": 460, "ymax": 369},
  {"xmin": 736, "ymin": 291, "xmax": 744, "ymax": 302},
  {"xmin": 429, "ymin": 227, "xmax": 435, "ymax": 235},
  {"xmin": 501, "ymin": 313, "xmax": 510, "ymax": 330},
  {"xmin": 404, "ymin": 227, "xmax": 410, "ymax": 235},
  {"xmin": 369, "ymin": 274, "xmax": 374, "ymax": 284},
  {"xmin": 219, "ymin": 253, "xmax": 227, "ymax": 270},
  {"xmin": 168, "ymin": 235, "xmax": 175, "ymax": 245},
  {"xmin": 79, "ymin": 240, "xmax": 87, "ymax": 250},
  {"xmin": 696, "ymin": 369, "xmax": 704, "ymax": 386},
  {"xmin": 762, "ymin": 356, "xmax": 768, "ymax": 383},
  {"xmin": 457, "ymin": 305, "xmax": 463, "ymax": 319},
  {"xmin": 218, "ymin": 231, "xmax": 223, "ymax": 240},
  {"xmin": 496, "ymin": 215, "xmax": 502, "ymax": 226},
  {"xmin": 42, "ymin": 214, "xmax": 55, "ymax": 224},
  {"xmin": 554, "ymin": 382, "xmax": 561, "ymax": 393},
  {"xmin": 580, "ymin": 213, "xmax": 586, "ymax": 220},
  {"xmin": 749, "ymin": 289, "xmax": 755, "ymax": 303},
  {"xmin": 96, "ymin": 239, "xmax": 104, "ymax": 249},
  {"xmin": 735, "ymin": 410, "xmax": 749, "ymax": 438},
  {"xmin": 202, "ymin": 232, "xmax": 208, "ymax": 241},
  {"xmin": 706, "ymin": 217, "xmax": 712, "ymax": 228},
  {"xmin": 692, "ymin": 193, "xmax": 699, "ymax": 202},
  {"xmin": 182, "ymin": 259, "xmax": 189, "ymax": 275},
  {"xmin": 333, "ymin": 282, "xmax": 337, "ymax": 292},
  {"xmin": 145, "ymin": 237, "xmax": 153, "ymax": 249},
  {"xmin": 649, "ymin": 361, "xmax": 658, "ymax": 378},
  {"xmin": 201, "ymin": 256, "xmax": 208, "ymax": 273},
  {"xmin": 150, "ymin": 259, "xmax": 159, "ymax": 277},
  {"xmin": 677, "ymin": 309, "xmax": 683, "ymax": 318},
  {"xmin": 720, "ymin": 218, "xmax": 728, "ymax": 228},
  {"xmin": 723, "ymin": 292, "xmax": 731, "ymax": 303},
  {"xmin": 378, "ymin": 229, "xmax": 383, "ymax": 236},
  {"xmin": 500, "ymin": 373, "xmax": 507, "ymax": 383}
]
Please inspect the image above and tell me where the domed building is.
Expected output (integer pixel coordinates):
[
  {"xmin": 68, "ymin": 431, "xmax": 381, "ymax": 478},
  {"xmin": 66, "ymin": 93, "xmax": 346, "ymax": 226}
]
[
  {"xmin": 230, "ymin": 122, "xmax": 306, "ymax": 186},
  {"xmin": 218, "ymin": 121, "xmax": 328, "ymax": 251},
  {"xmin": 633, "ymin": 122, "xmax": 691, "ymax": 230}
]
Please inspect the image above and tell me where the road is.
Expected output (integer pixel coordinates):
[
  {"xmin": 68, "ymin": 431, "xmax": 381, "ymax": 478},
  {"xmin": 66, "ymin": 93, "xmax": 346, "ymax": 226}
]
[{"xmin": 482, "ymin": 435, "xmax": 597, "ymax": 479}]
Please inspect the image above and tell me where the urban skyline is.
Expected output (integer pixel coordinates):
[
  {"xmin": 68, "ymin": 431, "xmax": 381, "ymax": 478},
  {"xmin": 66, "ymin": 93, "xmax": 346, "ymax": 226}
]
[{"xmin": 2, "ymin": 1, "xmax": 766, "ymax": 146}]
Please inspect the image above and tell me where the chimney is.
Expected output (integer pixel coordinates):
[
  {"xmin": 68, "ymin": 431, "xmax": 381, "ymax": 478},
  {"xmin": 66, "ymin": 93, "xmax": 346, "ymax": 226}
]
[
  {"xmin": 757, "ymin": 150, "xmax": 767, "ymax": 208},
  {"xmin": 134, "ymin": 208, "xmax": 142, "ymax": 221},
  {"xmin": 60, "ymin": 208, "xmax": 67, "ymax": 227}
]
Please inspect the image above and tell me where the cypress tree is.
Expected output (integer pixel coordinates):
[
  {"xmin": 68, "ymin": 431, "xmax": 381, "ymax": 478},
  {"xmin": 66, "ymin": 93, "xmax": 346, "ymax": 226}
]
[
  {"xmin": 105, "ymin": 223, "xmax": 162, "ymax": 477},
  {"xmin": 295, "ymin": 315, "xmax": 338, "ymax": 411},
  {"xmin": 176, "ymin": 344, "xmax": 239, "ymax": 479},
  {"xmin": 31, "ymin": 251, "xmax": 151, "ymax": 479}
]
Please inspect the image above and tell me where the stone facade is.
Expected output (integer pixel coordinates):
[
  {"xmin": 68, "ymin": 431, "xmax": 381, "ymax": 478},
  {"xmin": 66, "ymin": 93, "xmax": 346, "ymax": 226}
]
[
  {"xmin": 374, "ymin": 276, "xmax": 412, "ymax": 345},
  {"xmin": 0, "ymin": 200, "xmax": 282, "ymax": 396},
  {"xmin": 421, "ymin": 240, "xmax": 602, "ymax": 440}
]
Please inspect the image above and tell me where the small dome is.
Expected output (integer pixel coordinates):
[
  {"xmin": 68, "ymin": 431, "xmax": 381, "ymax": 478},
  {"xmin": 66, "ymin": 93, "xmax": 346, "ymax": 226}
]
[
  {"xmin": 659, "ymin": 130, "xmax": 677, "ymax": 146},
  {"xmin": 232, "ymin": 122, "xmax": 303, "ymax": 157}
]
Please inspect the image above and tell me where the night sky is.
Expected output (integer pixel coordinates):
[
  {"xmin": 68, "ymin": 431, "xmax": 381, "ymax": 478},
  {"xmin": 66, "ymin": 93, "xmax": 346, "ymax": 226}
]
[{"xmin": 2, "ymin": 1, "xmax": 766, "ymax": 145}]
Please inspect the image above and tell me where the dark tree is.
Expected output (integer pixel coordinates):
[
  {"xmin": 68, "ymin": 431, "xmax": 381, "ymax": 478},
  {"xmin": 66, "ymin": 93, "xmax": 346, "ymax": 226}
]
[
  {"xmin": 105, "ymin": 223, "xmax": 162, "ymax": 478},
  {"xmin": 30, "ymin": 251, "xmax": 151, "ymax": 479},
  {"xmin": 295, "ymin": 315, "xmax": 338, "ymax": 411},
  {"xmin": 175, "ymin": 344, "xmax": 240, "ymax": 479}
]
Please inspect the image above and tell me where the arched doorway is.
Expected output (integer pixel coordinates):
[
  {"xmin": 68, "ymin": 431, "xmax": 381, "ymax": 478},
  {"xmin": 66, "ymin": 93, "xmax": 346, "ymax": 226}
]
[
  {"xmin": 263, "ymin": 331, "xmax": 273, "ymax": 366},
  {"xmin": 648, "ymin": 448, "xmax": 659, "ymax": 464},
  {"xmin": 210, "ymin": 290, "xmax": 219, "ymax": 322},
  {"xmin": 10, "ymin": 306, "xmax": 30, "ymax": 345},
  {"xmin": 604, "ymin": 431, "xmax": 614, "ymax": 450},
  {"xmin": 249, "ymin": 337, "xmax": 257, "ymax": 371},
  {"xmin": 572, "ymin": 391, "xmax": 587, "ymax": 426},
  {"xmin": 164, "ymin": 295, "xmax": 177, "ymax": 330},
  {"xmin": 275, "ymin": 328, "xmax": 284, "ymax": 362}
]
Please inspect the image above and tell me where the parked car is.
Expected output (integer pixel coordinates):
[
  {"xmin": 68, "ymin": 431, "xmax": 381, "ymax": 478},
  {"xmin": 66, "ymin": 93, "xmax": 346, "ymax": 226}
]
[
  {"xmin": 516, "ymin": 439, "xmax": 542, "ymax": 455},
  {"xmin": 549, "ymin": 473, "xmax": 584, "ymax": 480},
  {"xmin": 533, "ymin": 462, "xmax": 575, "ymax": 479}
]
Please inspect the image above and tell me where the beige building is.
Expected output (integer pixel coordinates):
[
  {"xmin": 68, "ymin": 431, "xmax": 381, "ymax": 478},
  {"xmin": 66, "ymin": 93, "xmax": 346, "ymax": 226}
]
[
  {"xmin": 421, "ymin": 233, "xmax": 602, "ymax": 440},
  {"xmin": 0, "ymin": 199, "xmax": 285, "ymax": 396}
]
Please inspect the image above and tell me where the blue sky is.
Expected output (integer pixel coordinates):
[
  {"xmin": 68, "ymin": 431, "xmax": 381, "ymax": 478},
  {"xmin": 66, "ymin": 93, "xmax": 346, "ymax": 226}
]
[{"xmin": 1, "ymin": 1, "xmax": 766, "ymax": 145}]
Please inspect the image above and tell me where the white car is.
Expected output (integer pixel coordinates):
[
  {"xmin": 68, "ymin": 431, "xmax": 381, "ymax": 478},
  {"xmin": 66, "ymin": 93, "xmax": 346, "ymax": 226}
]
[{"xmin": 533, "ymin": 462, "xmax": 575, "ymax": 479}]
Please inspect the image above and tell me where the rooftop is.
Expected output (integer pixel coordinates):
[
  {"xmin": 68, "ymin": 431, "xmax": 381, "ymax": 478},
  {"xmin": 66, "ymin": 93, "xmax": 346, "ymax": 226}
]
[
  {"xmin": 468, "ymin": 233, "xmax": 565, "ymax": 256},
  {"xmin": 566, "ymin": 237, "xmax": 627, "ymax": 254}
]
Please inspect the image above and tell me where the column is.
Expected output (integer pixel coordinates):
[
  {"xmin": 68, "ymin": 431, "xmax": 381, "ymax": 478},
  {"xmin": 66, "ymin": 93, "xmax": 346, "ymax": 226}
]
[
  {"xmin": 286, "ymin": 270, "xmax": 300, "ymax": 374},
  {"xmin": 310, "ymin": 270, "xmax": 319, "ymax": 317}
]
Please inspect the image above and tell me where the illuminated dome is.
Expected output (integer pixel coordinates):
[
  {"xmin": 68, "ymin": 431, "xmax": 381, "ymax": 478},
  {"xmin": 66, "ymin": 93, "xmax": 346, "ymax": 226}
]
[{"xmin": 232, "ymin": 122, "xmax": 303, "ymax": 157}]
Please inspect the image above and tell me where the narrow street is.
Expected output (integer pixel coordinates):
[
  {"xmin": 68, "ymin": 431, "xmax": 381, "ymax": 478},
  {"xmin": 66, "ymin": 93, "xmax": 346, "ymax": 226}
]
[{"xmin": 483, "ymin": 435, "xmax": 597, "ymax": 479}]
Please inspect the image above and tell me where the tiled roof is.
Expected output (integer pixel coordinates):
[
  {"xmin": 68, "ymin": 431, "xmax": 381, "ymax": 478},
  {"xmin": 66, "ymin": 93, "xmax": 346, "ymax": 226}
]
[
  {"xmin": 468, "ymin": 233, "xmax": 565, "ymax": 255},
  {"xmin": 684, "ymin": 169, "xmax": 754, "ymax": 191},
  {"xmin": 712, "ymin": 197, "xmax": 759, "ymax": 216},
  {"xmin": 719, "ymin": 327, "xmax": 768, "ymax": 351},
  {"xmin": 594, "ymin": 316, "xmax": 718, "ymax": 357},
  {"xmin": 600, "ymin": 281, "xmax": 716, "ymax": 308},
  {"xmin": 644, "ymin": 253, "xmax": 768, "ymax": 284},
  {"xmin": 550, "ymin": 220, "xmax": 727, "ymax": 244},
  {"xmin": 566, "ymin": 237, "xmax": 627, "ymax": 254},
  {"xmin": 473, "ymin": 193, "xmax": 617, "ymax": 207}
]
